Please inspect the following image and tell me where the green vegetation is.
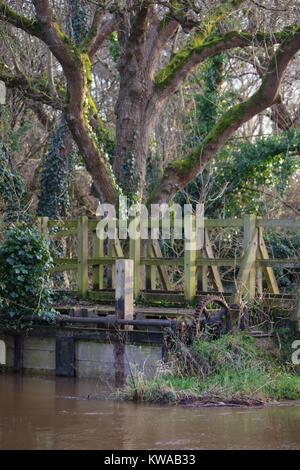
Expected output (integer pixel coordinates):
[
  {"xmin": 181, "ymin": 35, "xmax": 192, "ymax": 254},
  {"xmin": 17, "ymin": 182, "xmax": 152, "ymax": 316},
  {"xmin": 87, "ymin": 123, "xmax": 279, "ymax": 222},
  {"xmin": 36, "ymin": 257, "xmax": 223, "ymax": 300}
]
[
  {"xmin": 121, "ymin": 333, "xmax": 300, "ymax": 405},
  {"xmin": 0, "ymin": 143, "xmax": 28, "ymax": 223},
  {"xmin": 0, "ymin": 226, "xmax": 55, "ymax": 320},
  {"xmin": 37, "ymin": 120, "xmax": 75, "ymax": 219}
]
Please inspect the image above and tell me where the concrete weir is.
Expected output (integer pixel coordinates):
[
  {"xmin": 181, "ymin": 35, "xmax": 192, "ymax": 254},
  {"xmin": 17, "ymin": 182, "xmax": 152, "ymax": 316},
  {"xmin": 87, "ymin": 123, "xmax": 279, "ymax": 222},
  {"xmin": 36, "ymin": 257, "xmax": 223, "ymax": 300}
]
[
  {"xmin": 0, "ymin": 331, "xmax": 164, "ymax": 384},
  {"xmin": 0, "ymin": 260, "xmax": 165, "ymax": 385}
]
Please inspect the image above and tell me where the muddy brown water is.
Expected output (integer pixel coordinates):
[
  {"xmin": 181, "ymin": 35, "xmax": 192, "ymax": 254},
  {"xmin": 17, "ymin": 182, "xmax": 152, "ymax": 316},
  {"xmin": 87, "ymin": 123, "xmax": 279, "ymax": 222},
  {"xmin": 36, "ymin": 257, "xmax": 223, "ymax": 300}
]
[{"xmin": 0, "ymin": 374, "xmax": 299, "ymax": 450}]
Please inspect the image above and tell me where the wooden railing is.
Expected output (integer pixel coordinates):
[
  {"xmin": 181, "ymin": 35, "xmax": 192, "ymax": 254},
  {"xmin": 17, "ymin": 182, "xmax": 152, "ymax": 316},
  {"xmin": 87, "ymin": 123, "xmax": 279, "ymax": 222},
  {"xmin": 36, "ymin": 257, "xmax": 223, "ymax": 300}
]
[{"xmin": 36, "ymin": 215, "xmax": 300, "ymax": 302}]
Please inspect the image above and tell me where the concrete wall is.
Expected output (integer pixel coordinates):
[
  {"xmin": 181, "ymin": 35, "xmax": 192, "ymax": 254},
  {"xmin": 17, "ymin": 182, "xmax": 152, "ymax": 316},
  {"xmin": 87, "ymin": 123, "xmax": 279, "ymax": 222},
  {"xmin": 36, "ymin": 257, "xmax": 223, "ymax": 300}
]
[
  {"xmin": 23, "ymin": 337, "xmax": 56, "ymax": 375},
  {"xmin": 0, "ymin": 333, "xmax": 163, "ymax": 382},
  {"xmin": 75, "ymin": 341, "xmax": 162, "ymax": 380}
]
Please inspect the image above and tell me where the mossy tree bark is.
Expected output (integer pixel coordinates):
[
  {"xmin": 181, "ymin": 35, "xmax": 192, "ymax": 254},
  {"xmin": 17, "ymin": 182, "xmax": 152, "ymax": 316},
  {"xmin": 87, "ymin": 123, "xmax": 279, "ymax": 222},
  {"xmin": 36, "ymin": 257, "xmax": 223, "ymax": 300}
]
[
  {"xmin": 149, "ymin": 28, "xmax": 300, "ymax": 204},
  {"xmin": 1, "ymin": 1, "xmax": 300, "ymax": 206}
]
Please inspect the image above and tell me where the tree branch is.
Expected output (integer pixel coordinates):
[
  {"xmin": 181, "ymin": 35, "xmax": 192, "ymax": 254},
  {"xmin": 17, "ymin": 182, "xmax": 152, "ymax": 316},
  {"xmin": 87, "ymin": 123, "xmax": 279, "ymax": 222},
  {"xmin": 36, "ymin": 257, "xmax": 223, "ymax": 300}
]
[
  {"xmin": 154, "ymin": 29, "xmax": 289, "ymax": 99},
  {"xmin": 149, "ymin": 27, "xmax": 300, "ymax": 204},
  {"xmin": 0, "ymin": 1, "xmax": 118, "ymax": 203},
  {"xmin": 154, "ymin": 0, "xmax": 245, "ymax": 91},
  {"xmin": 87, "ymin": 14, "xmax": 116, "ymax": 58},
  {"xmin": 32, "ymin": 0, "xmax": 77, "ymax": 71},
  {"xmin": 0, "ymin": 1, "xmax": 42, "ymax": 39},
  {"xmin": 147, "ymin": 18, "xmax": 179, "ymax": 75},
  {"xmin": 0, "ymin": 64, "xmax": 63, "ymax": 109},
  {"xmin": 32, "ymin": 0, "xmax": 118, "ymax": 203},
  {"xmin": 128, "ymin": 0, "xmax": 153, "ymax": 45}
]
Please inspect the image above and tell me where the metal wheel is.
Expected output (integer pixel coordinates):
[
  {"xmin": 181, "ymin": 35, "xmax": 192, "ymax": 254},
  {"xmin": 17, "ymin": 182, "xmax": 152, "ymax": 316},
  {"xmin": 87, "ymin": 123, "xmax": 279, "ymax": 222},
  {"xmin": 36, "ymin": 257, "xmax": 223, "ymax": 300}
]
[{"xmin": 194, "ymin": 295, "xmax": 232, "ymax": 339}]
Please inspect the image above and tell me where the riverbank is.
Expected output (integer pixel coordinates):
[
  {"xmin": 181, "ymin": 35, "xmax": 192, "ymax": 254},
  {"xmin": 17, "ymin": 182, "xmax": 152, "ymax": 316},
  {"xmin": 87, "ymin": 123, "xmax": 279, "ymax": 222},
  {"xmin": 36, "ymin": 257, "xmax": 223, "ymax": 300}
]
[{"xmin": 119, "ymin": 332, "xmax": 300, "ymax": 406}]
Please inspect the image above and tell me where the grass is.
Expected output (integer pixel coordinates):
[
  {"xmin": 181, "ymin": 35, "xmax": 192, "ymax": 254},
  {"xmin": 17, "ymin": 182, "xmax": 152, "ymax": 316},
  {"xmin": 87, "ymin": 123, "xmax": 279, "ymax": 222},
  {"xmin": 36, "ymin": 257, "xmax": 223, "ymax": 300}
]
[{"xmin": 120, "ymin": 333, "xmax": 300, "ymax": 406}]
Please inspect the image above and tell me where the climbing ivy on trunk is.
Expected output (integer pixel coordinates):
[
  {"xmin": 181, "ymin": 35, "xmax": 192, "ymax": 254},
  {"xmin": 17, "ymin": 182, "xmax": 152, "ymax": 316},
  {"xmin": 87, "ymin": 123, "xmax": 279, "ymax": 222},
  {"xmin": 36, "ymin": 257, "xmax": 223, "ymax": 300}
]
[{"xmin": 0, "ymin": 143, "xmax": 28, "ymax": 223}]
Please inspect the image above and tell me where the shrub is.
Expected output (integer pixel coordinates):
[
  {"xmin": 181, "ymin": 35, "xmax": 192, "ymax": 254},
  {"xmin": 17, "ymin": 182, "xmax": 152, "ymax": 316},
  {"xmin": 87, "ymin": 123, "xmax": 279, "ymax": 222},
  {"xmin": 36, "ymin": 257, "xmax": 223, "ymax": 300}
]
[
  {"xmin": 0, "ymin": 226, "xmax": 53, "ymax": 318},
  {"xmin": 121, "ymin": 333, "xmax": 300, "ymax": 405}
]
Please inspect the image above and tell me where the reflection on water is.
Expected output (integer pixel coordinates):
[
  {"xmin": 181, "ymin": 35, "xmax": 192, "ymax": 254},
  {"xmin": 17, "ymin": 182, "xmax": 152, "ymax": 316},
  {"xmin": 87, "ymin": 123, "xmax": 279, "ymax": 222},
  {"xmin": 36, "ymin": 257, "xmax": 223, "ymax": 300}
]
[{"xmin": 0, "ymin": 374, "xmax": 299, "ymax": 450}]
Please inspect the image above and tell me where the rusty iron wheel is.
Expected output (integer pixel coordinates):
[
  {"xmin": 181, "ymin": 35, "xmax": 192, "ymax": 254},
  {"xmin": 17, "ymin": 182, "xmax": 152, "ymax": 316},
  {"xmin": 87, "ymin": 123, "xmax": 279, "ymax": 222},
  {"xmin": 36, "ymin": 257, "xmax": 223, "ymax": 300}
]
[{"xmin": 194, "ymin": 295, "xmax": 232, "ymax": 338}]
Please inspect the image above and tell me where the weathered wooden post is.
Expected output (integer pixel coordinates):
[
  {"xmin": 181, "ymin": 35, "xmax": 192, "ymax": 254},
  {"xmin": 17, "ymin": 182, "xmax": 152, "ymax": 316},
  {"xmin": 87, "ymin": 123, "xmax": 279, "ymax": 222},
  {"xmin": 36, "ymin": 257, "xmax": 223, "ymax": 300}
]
[
  {"xmin": 243, "ymin": 214, "xmax": 257, "ymax": 300},
  {"xmin": 146, "ymin": 239, "xmax": 156, "ymax": 290},
  {"xmin": 92, "ymin": 227, "xmax": 104, "ymax": 290},
  {"xmin": 232, "ymin": 214, "xmax": 257, "ymax": 303},
  {"xmin": 37, "ymin": 216, "xmax": 49, "ymax": 238},
  {"xmin": 184, "ymin": 214, "xmax": 197, "ymax": 304},
  {"xmin": 77, "ymin": 216, "xmax": 89, "ymax": 297},
  {"xmin": 256, "ymin": 223, "xmax": 264, "ymax": 295},
  {"xmin": 115, "ymin": 259, "xmax": 134, "ymax": 321},
  {"xmin": 129, "ymin": 215, "xmax": 141, "ymax": 298}
]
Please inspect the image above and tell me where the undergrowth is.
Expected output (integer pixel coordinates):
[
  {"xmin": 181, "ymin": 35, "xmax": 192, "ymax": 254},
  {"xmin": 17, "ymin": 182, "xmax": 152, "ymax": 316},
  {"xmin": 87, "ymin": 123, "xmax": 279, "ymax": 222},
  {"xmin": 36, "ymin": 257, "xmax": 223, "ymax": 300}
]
[{"xmin": 120, "ymin": 333, "xmax": 300, "ymax": 406}]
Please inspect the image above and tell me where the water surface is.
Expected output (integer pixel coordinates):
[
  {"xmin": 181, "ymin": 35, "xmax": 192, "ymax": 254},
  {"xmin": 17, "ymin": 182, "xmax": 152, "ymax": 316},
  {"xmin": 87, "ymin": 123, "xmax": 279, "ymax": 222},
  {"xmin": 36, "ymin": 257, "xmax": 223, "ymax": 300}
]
[{"xmin": 0, "ymin": 375, "xmax": 299, "ymax": 450}]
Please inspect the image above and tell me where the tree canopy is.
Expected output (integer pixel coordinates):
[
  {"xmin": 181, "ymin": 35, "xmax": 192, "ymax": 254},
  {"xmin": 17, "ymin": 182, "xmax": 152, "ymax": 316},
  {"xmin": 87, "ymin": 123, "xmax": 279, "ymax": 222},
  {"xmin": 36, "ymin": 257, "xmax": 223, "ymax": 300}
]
[{"xmin": 0, "ymin": 0, "xmax": 300, "ymax": 215}]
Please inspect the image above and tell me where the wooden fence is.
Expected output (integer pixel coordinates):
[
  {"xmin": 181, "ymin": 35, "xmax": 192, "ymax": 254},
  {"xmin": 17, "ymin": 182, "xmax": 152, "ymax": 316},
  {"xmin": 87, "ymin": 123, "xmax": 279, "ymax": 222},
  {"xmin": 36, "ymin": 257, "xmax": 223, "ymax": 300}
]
[{"xmin": 36, "ymin": 215, "xmax": 300, "ymax": 303}]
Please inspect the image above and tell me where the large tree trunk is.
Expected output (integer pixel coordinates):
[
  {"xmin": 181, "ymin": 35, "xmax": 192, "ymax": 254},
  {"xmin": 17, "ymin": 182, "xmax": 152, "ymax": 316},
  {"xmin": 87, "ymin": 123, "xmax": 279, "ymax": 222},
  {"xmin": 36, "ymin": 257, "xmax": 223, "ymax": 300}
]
[
  {"xmin": 114, "ymin": 84, "xmax": 155, "ymax": 200},
  {"xmin": 113, "ymin": 5, "xmax": 159, "ymax": 201}
]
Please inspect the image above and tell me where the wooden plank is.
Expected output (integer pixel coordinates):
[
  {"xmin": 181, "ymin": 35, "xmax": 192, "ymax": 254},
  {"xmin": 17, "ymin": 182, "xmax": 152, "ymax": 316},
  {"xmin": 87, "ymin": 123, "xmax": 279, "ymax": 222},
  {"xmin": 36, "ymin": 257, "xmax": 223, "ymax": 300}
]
[
  {"xmin": 205, "ymin": 218, "xmax": 243, "ymax": 228},
  {"xmin": 196, "ymin": 258, "xmax": 241, "ymax": 267},
  {"xmin": 258, "ymin": 233, "xmax": 280, "ymax": 294},
  {"xmin": 257, "ymin": 259, "xmax": 300, "ymax": 268},
  {"xmin": 92, "ymin": 230, "xmax": 104, "ymax": 290},
  {"xmin": 88, "ymin": 219, "xmax": 100, "ymax": 230},
  {"xmin": 184, "ymin": 214, "xmax": 197, "ymax": 303},
  {"xmin": 151, "ymin": 240, "xmax": 172, "ymax": 291},
  {"xmin": 233, "ymin": 230, "xmax": 258, "ymax": 302},
  {"xmin": 108, "ymin": 240, "xmax": 115, "ymax": 288},
  {"xmin": 47, "ymin": 220, "xmax": 77, "ymax": 229},
  {"xmin": 258, "ymin": 219, "xmax": 300, "ymax": 229},
  {"xmin": 51, "ymin": 257, "xmax": 77, "ymax": 273},
  {"xmin": 142, "ymin": 256, "xmax": 184, "ymax": 266},
  {"xmin": 115, "ymin": 259, "xmax": 134, "ymax": 322},
  {"xmin": 142, "ymin": 257, "xmax": 242, "ymax": 267},
  {"xmin": 243, "ymin": 214, "xmax": 257, "ymax": 299},
  {"xmin": 203, "ymin": 229, "xmax": 224, "ymax": 292},
  {"xmin": 198, "ymin": 224, "xmax": 208, "ymax": 292},
  {"xmin": 129, "ymin": 215, "xmax": 141, "ymax": 298},
  {"xmin": 146, "ymin": 241, "xmax": 157, "ymax": 290},
  {"xmin": 53, "ymin": 257, "xmax": 78, "ymax": 265},
  {"xmin": 37, "ymin": 216, "xmax": 49, "ymax": 238},
  {"xmin": 51, "ymin": 265, "xmax": 77, "ymax": 273},
  {"xmin": 112, "ymin": 236, "xmax": 124, "ymax": 258},
  {"xmin": 77, "ymin": 216, "xmax": 89, "ymax": 297},
  {"xmin": 89, "ymin": 256, "xmax": 124, "ymax": 265},
  {"xmin": 256, "ymin": 226, "xmax": 263, "ymax": 296},
  {"xmin": 51, "ymin": 229, "xmax": 77, "ymax": 238}
]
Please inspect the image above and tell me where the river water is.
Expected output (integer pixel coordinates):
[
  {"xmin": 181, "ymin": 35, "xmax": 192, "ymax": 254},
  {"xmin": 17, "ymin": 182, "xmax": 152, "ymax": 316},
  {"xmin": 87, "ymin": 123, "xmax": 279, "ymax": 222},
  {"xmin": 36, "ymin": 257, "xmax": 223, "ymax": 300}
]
[{"xmin": 0, "ymin": 374, "xmax": 299, "ymax": 450}]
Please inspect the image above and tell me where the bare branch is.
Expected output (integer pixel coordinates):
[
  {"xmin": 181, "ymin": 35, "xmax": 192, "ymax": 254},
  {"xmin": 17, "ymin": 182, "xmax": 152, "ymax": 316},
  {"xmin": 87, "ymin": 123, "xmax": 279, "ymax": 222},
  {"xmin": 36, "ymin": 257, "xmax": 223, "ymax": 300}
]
[
  {"xmin": 149, "ymin": 28, "xmax": 300, "ymax": 204},
  {"xmin": 0, "ymin": 63, "xmax": 63, "ymax": 109},
  {"xmin": 147, "ymin": 18, "xmax": 179, "ymax": 74},
  {"xmin": 154, "ymin": 30, "xmax": 289, "ymax": 99},
  {"xmin": 87, "ymin": 14, "xmax": 116, "ymax": 58},
  {"xmin": 32, "ymin": 0, "xmax": 77, "ymax": 71},
  {"xmin": 0, "ymin": 1, "xmax": 42, "ymax": 39}
]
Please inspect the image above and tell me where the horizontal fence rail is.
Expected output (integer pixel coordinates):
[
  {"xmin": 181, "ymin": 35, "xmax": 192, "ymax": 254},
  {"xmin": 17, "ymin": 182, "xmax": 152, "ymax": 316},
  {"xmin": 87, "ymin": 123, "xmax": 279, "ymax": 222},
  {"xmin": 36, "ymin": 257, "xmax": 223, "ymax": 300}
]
[{"xmin": 36, "ymin": 215, "xmax": 300, "ymax": 304}]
